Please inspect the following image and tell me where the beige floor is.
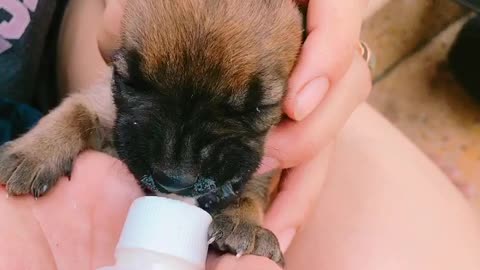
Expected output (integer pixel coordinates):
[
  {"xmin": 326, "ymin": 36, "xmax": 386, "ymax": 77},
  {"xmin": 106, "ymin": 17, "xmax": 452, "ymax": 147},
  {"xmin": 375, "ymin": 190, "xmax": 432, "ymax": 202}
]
[
  {"xmin": 365, "ymin": 10, "xmax": 480, "ymax": 212},
  {"xmin": 362, "ymin": 0, "xmax": 467, "ymax": 79}
]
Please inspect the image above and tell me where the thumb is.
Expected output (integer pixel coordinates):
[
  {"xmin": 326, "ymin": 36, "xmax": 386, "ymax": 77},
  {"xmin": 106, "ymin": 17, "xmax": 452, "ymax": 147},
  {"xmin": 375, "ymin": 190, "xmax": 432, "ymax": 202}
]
[
  {"xmin": 284, "ymin": 0, "xmax": 367, "ymax": 121},
  {"xmin": 264, "ymin": 143, "xmax": 334, "ymax": 252}
]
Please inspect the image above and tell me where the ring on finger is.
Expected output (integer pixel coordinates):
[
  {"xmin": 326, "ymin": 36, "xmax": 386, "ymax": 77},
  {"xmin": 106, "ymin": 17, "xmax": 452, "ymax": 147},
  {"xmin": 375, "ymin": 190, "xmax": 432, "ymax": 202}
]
[{"xmin": 358, "ymin": 40, "xmax": 376, "ymax": 71}]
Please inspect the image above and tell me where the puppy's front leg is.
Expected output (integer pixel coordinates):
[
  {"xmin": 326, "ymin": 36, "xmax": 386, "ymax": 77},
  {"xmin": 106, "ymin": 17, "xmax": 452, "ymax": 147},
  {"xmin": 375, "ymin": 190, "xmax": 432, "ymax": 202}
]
[
  {"xmin": 0, "ymin": 79, "xmax": 115, "ymax": 197},
  {"xmin": 209, "ymin": 171, "xmax": 285, "ymax": 267}
]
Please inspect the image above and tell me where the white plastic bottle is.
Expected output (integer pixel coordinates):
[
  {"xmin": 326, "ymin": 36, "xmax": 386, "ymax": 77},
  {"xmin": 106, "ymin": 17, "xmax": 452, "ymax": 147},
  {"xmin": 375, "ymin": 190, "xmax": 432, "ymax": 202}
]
[{"xmin": 97, "ymin": 196, "xmax": 212, "ymax": 270}]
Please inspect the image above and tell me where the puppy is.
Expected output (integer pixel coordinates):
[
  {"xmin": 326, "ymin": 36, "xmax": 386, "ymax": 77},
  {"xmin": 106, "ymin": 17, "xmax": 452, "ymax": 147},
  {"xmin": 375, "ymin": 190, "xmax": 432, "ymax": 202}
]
[{"xmin": 0, "ymin": 0, "xmax": 303, "ymax": 266}]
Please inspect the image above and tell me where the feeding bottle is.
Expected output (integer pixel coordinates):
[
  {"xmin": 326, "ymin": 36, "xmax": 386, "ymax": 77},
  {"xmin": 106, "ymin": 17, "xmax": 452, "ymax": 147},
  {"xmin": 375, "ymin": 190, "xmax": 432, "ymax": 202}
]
[{"xmin": 97, "ymin": 196, "xmax": 212, "ymax": 270}]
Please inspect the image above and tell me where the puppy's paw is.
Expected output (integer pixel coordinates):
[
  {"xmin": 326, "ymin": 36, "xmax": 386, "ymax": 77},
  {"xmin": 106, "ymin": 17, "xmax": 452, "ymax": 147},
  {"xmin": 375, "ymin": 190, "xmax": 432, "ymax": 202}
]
[
  {"xmin": 0, "ymin": 141, "xmax": 73, "ymax": 197},
  {"xmin": 208, "ymin": 214, "xmax": 284, "ymax": 267}
]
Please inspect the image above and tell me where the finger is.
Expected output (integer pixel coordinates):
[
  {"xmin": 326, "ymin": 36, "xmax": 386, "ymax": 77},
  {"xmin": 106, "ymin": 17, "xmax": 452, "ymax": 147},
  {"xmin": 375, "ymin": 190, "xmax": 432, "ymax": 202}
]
[
  {"xmin": 31, "ymin": 151, "xmax": 142, "ymax": 269},
  {"xmin": 263, "ymin": 143, "xmax": 334, "ymax": 252},
  {"xmin": 263, "ymin": 53, "xmax": 372, "ymax": 170},
  {"xmin": 98, "ymin": 0, "xmax": 126, "ymax": 62},
  {"xmin": 284, "ymin": 0, "xmax": 368, "ymax": 120},
  {"xmin": 0, "ymin": 189, "xmax": 57, "ymax": 269}
]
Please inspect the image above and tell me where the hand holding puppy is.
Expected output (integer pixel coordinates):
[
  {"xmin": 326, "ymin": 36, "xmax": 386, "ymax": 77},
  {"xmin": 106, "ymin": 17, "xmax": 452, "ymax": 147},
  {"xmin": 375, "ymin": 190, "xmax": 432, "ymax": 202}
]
[
  {"xmin": 257, "ymin": 0, "xmax": 372, "ymax": 255},
  {"xmin": 97, "ymin": 0, "xmax": 372, "ymax": 267},
  {"xmin": 0, "ymin": 0, "xmax": 371, "ymax": 269}
]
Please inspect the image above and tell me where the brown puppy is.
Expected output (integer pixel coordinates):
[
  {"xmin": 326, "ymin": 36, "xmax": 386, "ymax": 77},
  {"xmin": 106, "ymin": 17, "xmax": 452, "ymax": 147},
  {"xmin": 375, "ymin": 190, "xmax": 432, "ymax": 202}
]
[{"xmin": 0, "ymin": 0, "xmax": 302, "ymax": 266}]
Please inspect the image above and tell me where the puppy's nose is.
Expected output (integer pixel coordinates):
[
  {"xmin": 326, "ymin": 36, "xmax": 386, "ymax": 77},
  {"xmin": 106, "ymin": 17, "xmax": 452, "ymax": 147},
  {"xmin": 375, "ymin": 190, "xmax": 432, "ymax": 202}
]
[{"xmin": 154, "ymin": 172, "xmax": 197, "ymax": 193}]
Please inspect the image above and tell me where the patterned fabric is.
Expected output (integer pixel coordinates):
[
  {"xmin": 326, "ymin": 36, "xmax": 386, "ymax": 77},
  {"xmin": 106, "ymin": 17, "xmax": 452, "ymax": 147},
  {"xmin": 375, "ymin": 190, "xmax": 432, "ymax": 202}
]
[{"xmin": 0, "ymin": 0, "xmax": 67, "ymax": 143}]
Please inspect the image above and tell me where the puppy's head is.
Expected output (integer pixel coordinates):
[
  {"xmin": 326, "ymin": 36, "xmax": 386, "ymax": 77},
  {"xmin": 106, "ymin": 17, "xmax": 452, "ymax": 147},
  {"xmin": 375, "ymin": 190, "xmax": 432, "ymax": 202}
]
[{"xmin": 111, "ymin": 0, "xmax": 302, "ymax": 210}]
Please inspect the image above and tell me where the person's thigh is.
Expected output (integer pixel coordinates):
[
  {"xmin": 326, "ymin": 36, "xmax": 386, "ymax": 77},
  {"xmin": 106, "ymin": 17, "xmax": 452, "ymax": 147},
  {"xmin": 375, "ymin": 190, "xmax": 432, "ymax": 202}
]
[{"xmin": 284, "ymin": 103, "xmax": 480, "ymax": 270}]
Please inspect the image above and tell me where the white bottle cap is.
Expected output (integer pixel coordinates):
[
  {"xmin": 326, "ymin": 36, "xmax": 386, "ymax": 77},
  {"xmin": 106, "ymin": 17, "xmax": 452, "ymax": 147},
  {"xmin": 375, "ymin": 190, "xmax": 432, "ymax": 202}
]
[{"xmin": 117, "ymin": 196, "xmax": 212, "ymax": 267}]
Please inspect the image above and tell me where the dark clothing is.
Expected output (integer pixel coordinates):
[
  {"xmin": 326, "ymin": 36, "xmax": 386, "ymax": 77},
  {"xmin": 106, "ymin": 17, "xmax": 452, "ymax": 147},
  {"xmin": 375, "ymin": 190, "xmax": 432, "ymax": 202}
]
[
  {"xmin": 0, "ymin": 0, "xmax": 67, "ymax": 143},
  {"xmin": 0, "ymin": 97, "xmax": 42, "ymax": 145}
]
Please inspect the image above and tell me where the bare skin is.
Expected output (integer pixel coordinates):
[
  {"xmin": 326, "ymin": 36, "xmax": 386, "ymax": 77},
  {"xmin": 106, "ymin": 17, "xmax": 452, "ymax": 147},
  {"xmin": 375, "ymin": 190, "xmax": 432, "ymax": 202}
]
[{"xmin": 210, "ymin": 104, "xmax": 480, "ymax": 270}]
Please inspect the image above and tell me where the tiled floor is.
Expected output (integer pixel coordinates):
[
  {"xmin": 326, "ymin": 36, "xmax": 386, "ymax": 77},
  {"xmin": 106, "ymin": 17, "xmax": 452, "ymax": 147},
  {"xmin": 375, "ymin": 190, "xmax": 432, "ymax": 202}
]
[
  {"xmin": 367, "ymin": 15, "xmax": 480, "ymax": 212},
  {"xmin": 361, "ymin": 0, "xmax": 466, "ymax": 78}
]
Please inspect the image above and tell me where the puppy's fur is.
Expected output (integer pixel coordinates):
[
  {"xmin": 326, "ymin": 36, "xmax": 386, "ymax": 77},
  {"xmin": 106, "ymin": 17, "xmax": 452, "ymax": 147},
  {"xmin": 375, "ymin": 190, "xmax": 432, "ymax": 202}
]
[{"xmin": 0, "ymin": 0, "xmax": 302, "ymax": 266}]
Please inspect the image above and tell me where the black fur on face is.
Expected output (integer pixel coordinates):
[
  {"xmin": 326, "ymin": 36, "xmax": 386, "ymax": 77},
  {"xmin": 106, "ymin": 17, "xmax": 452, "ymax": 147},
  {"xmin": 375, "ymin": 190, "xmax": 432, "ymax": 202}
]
[{"xmin": 111, "ymin": 49, "xmax": 284, "ymax": 211}]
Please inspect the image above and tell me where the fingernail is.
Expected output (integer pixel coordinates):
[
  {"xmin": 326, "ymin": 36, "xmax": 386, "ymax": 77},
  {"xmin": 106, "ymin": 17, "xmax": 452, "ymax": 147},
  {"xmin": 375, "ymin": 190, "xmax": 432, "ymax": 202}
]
[
  {"xmin": 256, "ymin": 157, "xmax": 280, "ymax": 175},
  {"xmin": 278, "ymin": 228, "xmax": 297, "ymax": 252},
  {"xmin": 294, "ymin": 77, "xmax": 330, "ymax": 121}
]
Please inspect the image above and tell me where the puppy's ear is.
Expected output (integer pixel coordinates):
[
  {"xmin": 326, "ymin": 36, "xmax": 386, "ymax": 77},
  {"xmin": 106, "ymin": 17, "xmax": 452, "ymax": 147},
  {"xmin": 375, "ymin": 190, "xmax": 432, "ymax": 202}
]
[{"xmin": 98, "ymin": 0, "xmax": 125, "ymax": 64}]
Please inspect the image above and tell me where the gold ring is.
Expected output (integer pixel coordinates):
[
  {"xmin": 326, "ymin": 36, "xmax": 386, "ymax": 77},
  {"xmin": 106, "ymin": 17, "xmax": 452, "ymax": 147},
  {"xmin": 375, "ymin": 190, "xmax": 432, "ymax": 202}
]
[{"xmin": 358, "ymin": 41, "xmax": 376, "ymax": 71}]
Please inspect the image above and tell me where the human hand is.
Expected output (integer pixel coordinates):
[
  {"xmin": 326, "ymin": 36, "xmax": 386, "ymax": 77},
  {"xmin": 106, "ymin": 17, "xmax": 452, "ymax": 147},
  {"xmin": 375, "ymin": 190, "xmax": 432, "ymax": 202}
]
[
  {"xmin": 207, "ymin": 2, "xmax": 372, "ymax": 269},
  {"xmin": 253, "ymin": 0, "xmax": 371, "ymax": 252},
  {"xmin": 96, "ymin": 1, "xmax": 372, "ymax": 269},
  {"xmin": 0, "ymin": 152, "xmax": 143, "ymax": 270},
  {"xmin": 209, "ymin": 49, "xmax": 372, "ymax": 270},
  {"xmin": 98, "ymin": 0, "xmax": 371, "ymax": 166},
  {"xmin": 258, "ymin": 0, "xmax": 370, "ymax": 171},
  {"xmin": 0, "ymin": 150, "xmax": 325, "ymax": 270}
]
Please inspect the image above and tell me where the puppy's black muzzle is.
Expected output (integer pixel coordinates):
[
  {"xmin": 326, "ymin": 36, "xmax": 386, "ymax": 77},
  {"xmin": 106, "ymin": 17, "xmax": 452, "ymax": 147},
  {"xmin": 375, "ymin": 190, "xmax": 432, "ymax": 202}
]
[{"xmin": 153, "ymin": 171, "xmax": 197, "ymax": 193}]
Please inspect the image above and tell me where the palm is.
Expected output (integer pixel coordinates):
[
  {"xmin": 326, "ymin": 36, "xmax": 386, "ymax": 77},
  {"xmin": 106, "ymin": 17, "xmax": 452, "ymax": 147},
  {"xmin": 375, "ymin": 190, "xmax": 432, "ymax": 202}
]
[{"xmin": 0, "ymin": 152, "xmax": 142, "ymax": 270}]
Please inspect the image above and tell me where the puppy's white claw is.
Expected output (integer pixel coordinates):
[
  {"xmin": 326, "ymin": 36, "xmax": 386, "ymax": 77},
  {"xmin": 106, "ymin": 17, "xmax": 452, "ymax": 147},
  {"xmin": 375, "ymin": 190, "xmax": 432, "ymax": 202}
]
[
  {"xmin": 5, "ymin": 193, "xmax": 9, "ymax": 199},
  {"xmin": 236, "ymin": 251, "xmax": 244, "ymax": 258},
  {"xmin": 208, "ymin": 236, "xmax": 216, "ymax": 245},
  {"xmin": 41, "ymin": 184, "xmax": 48, "ymax": 194}
]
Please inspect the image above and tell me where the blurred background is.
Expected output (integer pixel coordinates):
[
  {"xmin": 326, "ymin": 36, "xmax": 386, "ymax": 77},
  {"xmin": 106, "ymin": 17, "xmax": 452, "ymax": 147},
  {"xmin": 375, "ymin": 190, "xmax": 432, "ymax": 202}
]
[{"xmin": 362, "ymin": 0, "xmax": 480, "ymax": 211}]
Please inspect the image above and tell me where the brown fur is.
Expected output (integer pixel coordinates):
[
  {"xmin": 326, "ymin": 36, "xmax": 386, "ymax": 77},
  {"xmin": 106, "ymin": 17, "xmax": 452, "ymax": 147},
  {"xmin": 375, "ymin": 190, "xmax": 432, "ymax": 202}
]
[
  {"xmin": 118, "ymin": 3, "xmax": 301, "ymax": 264},
  {"xmin": 0, "ymin": 80, "xmax": 115, "ymax": 196},
  {"xmin": 209, "ymin": 170, "xmax": 285, "ymax": 265},
  {"xmin": 120, "ymin": 0, "xmax": 301, "ymax": 103}
]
